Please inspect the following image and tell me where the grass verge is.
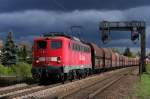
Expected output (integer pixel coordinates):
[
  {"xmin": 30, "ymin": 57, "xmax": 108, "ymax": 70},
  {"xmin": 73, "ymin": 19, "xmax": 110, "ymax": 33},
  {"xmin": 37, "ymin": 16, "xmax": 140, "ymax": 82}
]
[
  {"xmin": 135, "ymin": 64, "xmax": 150, "ymax": 98},
  {"xmin": 0, "ymin": 62, "xmax": 34, "ymax": 86}
]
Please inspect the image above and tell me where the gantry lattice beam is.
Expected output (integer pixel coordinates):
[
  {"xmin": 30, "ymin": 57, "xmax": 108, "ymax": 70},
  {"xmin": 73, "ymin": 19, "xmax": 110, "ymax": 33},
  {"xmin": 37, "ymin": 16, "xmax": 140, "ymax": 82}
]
[{"xmin": 99, "ymin": 21, "xmax": 146, "ymax": 75}]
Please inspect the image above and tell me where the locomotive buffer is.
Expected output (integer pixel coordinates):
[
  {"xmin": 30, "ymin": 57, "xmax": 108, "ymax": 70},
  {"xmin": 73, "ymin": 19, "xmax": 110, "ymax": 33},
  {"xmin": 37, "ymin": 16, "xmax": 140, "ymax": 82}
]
[{"xmin": 99, "ymin": 21, "xmax": 146, "ymax": 75}]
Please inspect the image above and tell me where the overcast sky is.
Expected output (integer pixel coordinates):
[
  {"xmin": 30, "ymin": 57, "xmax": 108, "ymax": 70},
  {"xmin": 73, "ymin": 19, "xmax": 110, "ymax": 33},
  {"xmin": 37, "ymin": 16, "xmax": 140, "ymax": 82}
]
[{"xmin": 0, "ymin": 0, "xmax": 150, "ymax": 50}]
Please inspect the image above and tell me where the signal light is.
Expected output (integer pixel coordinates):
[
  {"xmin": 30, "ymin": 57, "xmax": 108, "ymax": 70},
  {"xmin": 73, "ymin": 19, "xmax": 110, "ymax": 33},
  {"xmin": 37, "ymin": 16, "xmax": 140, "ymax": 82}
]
[
  {"xmin": 131, "ymin": 27, "xmax": 139, "ymax": 43},
  {"xmin": 101, "ymin": 30, "xmax": 111, "ymax": 44},
  {"xmin": 131, "ymin": 32, "xmax": 139, "ymax": 40}
]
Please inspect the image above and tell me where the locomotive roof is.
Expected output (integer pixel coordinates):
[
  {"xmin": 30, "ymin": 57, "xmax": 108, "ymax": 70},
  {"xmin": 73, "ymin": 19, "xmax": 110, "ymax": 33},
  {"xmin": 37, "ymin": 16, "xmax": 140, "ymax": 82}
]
[
  {"xmin": 43, "ymin": 32, "xmax": 72, "ymax": 39},
  {"xmin": 35, "ymin": 32, "xmax": 90, "ymax": 45}
]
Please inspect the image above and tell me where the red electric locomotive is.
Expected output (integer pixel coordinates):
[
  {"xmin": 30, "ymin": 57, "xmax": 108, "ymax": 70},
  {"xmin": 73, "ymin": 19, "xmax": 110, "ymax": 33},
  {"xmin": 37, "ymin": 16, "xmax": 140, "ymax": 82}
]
[
  {"xmin": 32, "ymin": 33, "xmax": 92, "ymax": 81},
  {"xmin": 32, "ymin": 33, "xmax": 139, "ymax": 83}
]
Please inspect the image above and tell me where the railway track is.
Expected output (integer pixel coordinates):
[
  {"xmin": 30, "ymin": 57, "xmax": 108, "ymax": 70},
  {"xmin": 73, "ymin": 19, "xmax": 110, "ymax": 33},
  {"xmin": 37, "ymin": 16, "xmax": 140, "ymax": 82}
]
[
  {"xmin": 0, "ymin": 82, "xmax": 63, "ymax": 99},
  {"xmin": 0, "ymin": 84, "xmax": 40, "ymax": 99},
  {"xmin": 0, "ymin": 79, "xmax": 75, "ymax": 99},
  {"xmin": 63, "ymin": 67, "xmax": 136, "ymax": 99},
  {"xmin": 89, "ymin": 68, "xmax": 136, "ymax": 99},
  {"xmin": 88, "ymin": 75, "xmax": 124, "ymax": 99},
  {"xmin": 0, "ymin": 83, "xmax": 28, "ymax": 92},
  {"xmin": 0, "ymin": 67, "xmax": 137, "ymax": 99},
  {"xmin": 17, "ymin": 67, "xmax": 136, "ymax": 99}
]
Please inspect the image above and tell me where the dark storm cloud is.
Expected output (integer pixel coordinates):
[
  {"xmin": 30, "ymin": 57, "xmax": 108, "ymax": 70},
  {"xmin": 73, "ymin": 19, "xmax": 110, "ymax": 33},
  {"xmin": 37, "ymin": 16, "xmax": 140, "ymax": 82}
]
[
  {"xmin": 0, "ymin": 9, "xmax": 126, "ymax": 42},
  {"xmin": 0, "ymin": 6, "xmax": 150, "ymax": 48},
  {"xmin": 0, "ymin": 0, "xmax": 150, "ymax": 13}
]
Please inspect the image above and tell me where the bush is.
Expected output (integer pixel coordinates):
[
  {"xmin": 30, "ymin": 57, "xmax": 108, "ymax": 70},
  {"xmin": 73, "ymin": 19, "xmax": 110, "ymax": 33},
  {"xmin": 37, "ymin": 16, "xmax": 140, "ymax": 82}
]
[
  {"xmin": 0, "ymin": 62, "xmax": 32, "ymax": 79},
  {"xmin": 0, "ymin": 64, "xmax": 13, "ymax": 75},
  {"xmin": 11, "ymin": 62, "xmax": 32, "ymax": 78},
  {"xmin": 136, "ymin": 74, "xmax": 150, "ymax": 97},
  {"xmin": 0, "ymin": 63, "xmax": 33, "ymax": 85}
]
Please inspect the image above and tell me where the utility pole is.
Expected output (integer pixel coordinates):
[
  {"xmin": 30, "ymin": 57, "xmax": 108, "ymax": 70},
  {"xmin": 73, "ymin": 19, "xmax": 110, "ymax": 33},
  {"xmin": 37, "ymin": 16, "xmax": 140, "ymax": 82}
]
[{"xmin": 99, "ymin": 21, "xmax": 146, "ymax": 75}]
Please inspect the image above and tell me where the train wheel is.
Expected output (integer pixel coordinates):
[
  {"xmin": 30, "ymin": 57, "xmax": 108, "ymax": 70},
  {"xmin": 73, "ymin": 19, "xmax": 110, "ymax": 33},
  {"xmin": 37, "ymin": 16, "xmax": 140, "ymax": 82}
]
[
  {"xmin": 85, "ymin": 69, "xmax": 89, "ymax": 77},
  {"xmin": 89, "ymin": 69, "xmax": 92, "ymax": 75},
  {"xmin": 76, "ymin": 70, "xmax": 80, "ymax": 79},
  {"xmin": 68, "ymin": 71, "xmax": 73, "ymax": 81},
  {"xmin": 81, "ymin": 70, "xmax": 86, "ymax": 78},
  {"xmin": 60, "ymin": 73, "xmax": 68, "ymax": 84},
  {"xmin": 60, "ymin": 75, "xmax": 65, "ymax": 84},
  {"xmin": 78, "ymin": 70, "xmax": 82, "ymax": 79}
]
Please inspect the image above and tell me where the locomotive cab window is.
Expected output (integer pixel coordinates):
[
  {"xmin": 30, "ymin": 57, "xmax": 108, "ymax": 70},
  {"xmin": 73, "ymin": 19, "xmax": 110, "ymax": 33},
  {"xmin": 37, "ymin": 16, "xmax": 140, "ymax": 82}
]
[
  {"xmin": 51, "ymin": 40, "xmax": 62, "ymax": 49},
  {"xmin": 37, "ymin": 41, "xmax": 47, "ymax": 49}
]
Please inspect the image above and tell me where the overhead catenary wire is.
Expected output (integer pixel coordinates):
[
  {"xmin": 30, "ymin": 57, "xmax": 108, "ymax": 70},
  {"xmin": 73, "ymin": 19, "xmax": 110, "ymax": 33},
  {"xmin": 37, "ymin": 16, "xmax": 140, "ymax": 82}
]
[{"xmin": 52, "ymin": 0, "xmax": 66, "ymax": 11}]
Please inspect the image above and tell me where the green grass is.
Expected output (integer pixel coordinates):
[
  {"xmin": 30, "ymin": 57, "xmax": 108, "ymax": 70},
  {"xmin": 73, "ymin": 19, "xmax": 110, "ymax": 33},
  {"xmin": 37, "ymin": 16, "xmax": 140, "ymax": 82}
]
[
  {"xmin": 135, "ymin": 64, "xmax": 150, "ymax": 98},
  {"xmin": 0, "ymin": 62, "xmax": 33, "ymax": 86},
  {"xmin": 0, "ymin": 62, "xmax": 32, "ymax": 79}
]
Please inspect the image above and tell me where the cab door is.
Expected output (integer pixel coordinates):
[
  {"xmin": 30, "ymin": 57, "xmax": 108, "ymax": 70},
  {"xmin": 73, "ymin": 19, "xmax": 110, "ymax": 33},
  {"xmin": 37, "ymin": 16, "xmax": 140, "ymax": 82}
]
[{"xmin": 33, "ymin": 40, "xmax": 47, "ymax": 66}]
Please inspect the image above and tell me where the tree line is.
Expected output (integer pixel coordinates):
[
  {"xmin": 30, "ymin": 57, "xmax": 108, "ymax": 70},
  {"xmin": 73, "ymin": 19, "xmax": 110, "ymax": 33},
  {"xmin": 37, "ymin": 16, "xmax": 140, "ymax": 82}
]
[{"xmin": 0, "ymin": 32, "xmax": 32, "ymax": 66}]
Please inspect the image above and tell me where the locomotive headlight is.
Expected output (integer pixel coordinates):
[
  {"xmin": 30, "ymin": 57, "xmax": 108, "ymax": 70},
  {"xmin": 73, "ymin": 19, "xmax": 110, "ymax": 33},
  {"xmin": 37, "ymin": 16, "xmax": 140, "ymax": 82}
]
[
  {"xmin": 36, "ymin": 60, "xmax": 40, "ymax": 63},
  {"xmin": 57, "ymin": 57, "xmax": 61, "ymax": 63}
]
